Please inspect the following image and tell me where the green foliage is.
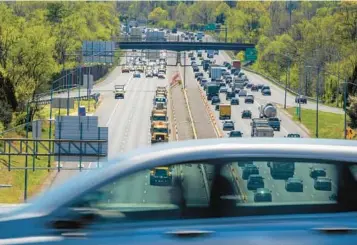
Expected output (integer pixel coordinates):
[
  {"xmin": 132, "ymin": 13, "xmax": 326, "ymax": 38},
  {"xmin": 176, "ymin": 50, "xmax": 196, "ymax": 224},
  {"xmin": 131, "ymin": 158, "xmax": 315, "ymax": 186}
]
[
  {"xmin": 0, "ymin": 2, "xmax": 119, "ymax": 127},
  {"xmin": 148, "ymin": 7, "xmax": 168, "ymax": 24},
  {"xmin": 347, "ymin": 96, "xmax": 357, "ymax": 128}
]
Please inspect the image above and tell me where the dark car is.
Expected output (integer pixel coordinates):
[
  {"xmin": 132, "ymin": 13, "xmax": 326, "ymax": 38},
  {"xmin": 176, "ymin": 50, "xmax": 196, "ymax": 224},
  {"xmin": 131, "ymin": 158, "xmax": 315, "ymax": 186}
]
[
  {"xmin": 242, "ymin": 164, "xmax": 259, "ymax": 180},
  {"xmin": 222, "ymin": 120, "xmax": 235, "ymax": 131},
  {"xmin": 254, "ymin": 188, "xmax": 272, "ymax": 202},
  {"xmin": 245, "ymin": 95, "xmax": 254, "ymax": 103},
  {"xmin": 193, "ymin": 66, "xmax": 199, "ymax": 72},
  {"xmin": 314, "ymin": 177, "xmax": 332, "ymax": 191},
  {"xmin": 295, "ymin": 95, "xmax": 307, "ymax": 104},
  {"xmin": 241, "ymin": 110, "xmax": 252, "ymax": 119},
  {"xmin": 231, "ymin": 98, "xmax": 239, "ymax": 105},
  {"xmin": 310, "ymin": 167, "xmax": 326, "ymax": 179},
  {"xmin": 262, "ymin": 89, "xmax": 271, "ymax": 96},
  {"xmin": 247, "ymin": 175, "xmax": 264, "ymax": 190},
  {"xmin": 251, "ymin": 85, "xmax": 259, "ymax": 92},
  {"xmin": 226, "ymin": 91, "xmax": 235, "ymax": 100},
  {"xmin": 246, "ymin": 83, "xmax": 253, "ymax": 89},
  {"xmin": 257, "ymin": 84, "xmax": 264, "ymax": 90},
  {"xmin": 285, "ymin": 177, "xmax": 303, "ymax": 192},
  {"xmin": 286, "ymin": 133, "xmax": 301, "ymax": 138},
  {"xmin": 215, "ymin": 104, "xmax": 220, "ymax": 111},
  {"xmin": 195, "ymin": 72, "xmax": 203, "ymax": 78},
  {"xmin": 211, "ymin": 96, "xmax": 221, "ymax": 105},
  {"xmin": 228, "ymin": 131, "xmax": 243, "ymax": 138}
]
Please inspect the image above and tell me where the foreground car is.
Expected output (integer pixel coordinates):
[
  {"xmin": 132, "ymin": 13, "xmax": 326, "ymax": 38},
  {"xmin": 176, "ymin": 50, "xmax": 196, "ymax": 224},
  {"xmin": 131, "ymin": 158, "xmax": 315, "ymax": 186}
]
[{"xmin": 0, "ymin": 138, "xmax": 357, "ymax": 245}]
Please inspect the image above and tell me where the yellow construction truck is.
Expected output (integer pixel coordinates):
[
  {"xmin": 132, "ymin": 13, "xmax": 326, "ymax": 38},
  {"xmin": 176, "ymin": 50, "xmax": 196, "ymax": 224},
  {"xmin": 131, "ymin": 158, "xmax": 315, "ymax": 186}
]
[
  {"xmin": 156, "ymin": 86, "xmax": 167, "ymax": 97},
  {"xmin": 151, "ymin": 108, "xmax": 168, "ymax": 122},
  {"xmin": 219, "ymin": 104, "xmax": 231, "ymax": 120},
  {"xmin": 149, "ymin": 166, "xmax": 172, "ymax": 186},
  {"xmin": 151, "ymin": 121, "xmax": 169, "ymax": 144}
]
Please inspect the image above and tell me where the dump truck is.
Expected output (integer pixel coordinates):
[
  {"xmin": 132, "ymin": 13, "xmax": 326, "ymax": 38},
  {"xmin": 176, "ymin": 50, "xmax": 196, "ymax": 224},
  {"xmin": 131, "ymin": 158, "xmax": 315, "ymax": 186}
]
[
  {"xmin": 251, "ymin": 118, "xmax": 274, "ymax": 137},
  {"xmin": 219, "ymin": 104, "xmax": 231, "ymax": 120},
  {"xmin": 150, "ymin": 166, "xmax": 172, "ymax": 186},
  {"xmin": 151, "ymin": 121, "xmax": 169, "ymax": 143},
  {"xmin": 151, "ymin": 108, "xmax": 168, "ymax": 122},
  {"xmin": 206, "ymin": 83, "xmax": 220, "ymax": 100},
  {"xmin": 156, "ymin": 86, "xmax": 167, "ymax": 97},
  {"xmin": 114, "ymin": 85, "xmax": 125, "ymax": 99},
  {"xmin": 259, "ymin": 103, "xmax": 277, "ymax": 118}
]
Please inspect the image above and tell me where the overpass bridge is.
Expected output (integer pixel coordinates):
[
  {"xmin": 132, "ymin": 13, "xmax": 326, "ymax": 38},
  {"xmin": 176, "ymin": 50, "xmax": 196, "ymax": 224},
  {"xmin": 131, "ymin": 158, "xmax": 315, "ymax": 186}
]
[{"xmin": 116, "ymin": 40, "xmax": 255, "ymax": 52}]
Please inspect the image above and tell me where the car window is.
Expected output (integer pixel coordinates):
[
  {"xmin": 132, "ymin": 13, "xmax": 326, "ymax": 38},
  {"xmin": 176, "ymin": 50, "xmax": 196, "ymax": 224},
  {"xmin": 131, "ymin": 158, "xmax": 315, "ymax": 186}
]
[{"xmin": 58, "ymin": 158, "xmax": 357, "ymax": 230}]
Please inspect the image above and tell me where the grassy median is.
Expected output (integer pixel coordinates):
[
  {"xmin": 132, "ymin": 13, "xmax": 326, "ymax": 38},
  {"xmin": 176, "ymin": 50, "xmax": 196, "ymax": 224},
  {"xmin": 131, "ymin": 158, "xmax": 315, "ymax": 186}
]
[
  {"xmin": 286, "ymin": 107, "xmax": 351, "ymax": 139},
  {"xmin": 0, "ymin": 98, "xmax": 99, "ymax": 203}
]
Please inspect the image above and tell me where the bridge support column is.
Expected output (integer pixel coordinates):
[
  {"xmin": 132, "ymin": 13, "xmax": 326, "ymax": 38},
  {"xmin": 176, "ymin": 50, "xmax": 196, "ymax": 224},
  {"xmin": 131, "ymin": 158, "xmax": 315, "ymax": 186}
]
[{"xmin": 176, "ymin": 52, "xmax": 181, "ymax": 66}]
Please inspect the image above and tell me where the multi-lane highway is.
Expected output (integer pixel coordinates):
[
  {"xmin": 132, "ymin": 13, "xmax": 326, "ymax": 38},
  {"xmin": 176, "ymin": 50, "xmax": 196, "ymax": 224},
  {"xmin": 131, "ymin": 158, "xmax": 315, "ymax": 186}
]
[{"xmin": 180, "ymin": 49, "xmax": 336, "ymax": 204}]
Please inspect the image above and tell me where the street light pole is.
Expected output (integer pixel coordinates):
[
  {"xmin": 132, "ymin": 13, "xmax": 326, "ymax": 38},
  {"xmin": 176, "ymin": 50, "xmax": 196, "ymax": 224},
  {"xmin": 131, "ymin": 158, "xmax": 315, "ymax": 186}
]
[
  {"xmin": 316, "ymin": 66, "xmax": 320, "ymax": 138},
  {"xmin": 344, "ymin": 79, "xmax": 347, "ymax": 139},
  {"xmin": 284, "ymin": 60, "xmax": 289, "ymax": 109}
]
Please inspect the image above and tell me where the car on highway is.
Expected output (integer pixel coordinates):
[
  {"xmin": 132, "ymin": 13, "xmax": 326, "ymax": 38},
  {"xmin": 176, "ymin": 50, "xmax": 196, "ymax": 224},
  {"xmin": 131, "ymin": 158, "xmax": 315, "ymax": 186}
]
[
  {"xmin": 247, "ymin": 175, "xmax": 264, "ymax": 190},
  {"xmin": 145, "ymin": 71, "xmax": 153, "ymax": 78},
  {"xmin": 314, "ymin": 177, "xmax": 332, "ymax": 191},
  {"xmin": 129, "ymin": 66, "xmax": 135, "ymax": 72},
  {"xmin": 246, "ymin": 83, "xmax": 253, "ymax": 89},
  {"xmin": 222, "ymin": 120, "xmax": 235, "ymax": 131},
  {"xmin": 121, "ymin": 66, "xmax": 130, "ymax": 73},
  {"xmin": 242, "ymin": 163, "xmax": 259, "ymax": 180},
  {"xmin": 251, "ymin": 85, "xmax": 259, "ymax": 91},
  {"xmin": 190, "ymin": 57, "xmax": 196, "ymax": 61},
  {"xmin": 133, "ymin": 71, "xmax": 141, "ymax": 78},
  {"xmin": 215, "ymin": 104, "xmax": 220, "ymax": 111},
  {"xmin": 238, "ymin": 90, "xmax": 247, "ymax": 97},
  {"xmin": 158, "ymin": 72, "xmax": 165, "ymax": 79},
  {"xmin": 241, "ymin": 110, "xmax": 252, "ymax": 119},
  {"xmin": 257, "ymin": 84, "xmax": 264, "ymax": 90},
  {"xmin": 220, "ymin": 87, "xmax": 228, "ymax": 93},
  {"xmin": 262, "ymin": 85, "xmax": 270, "ymax": 91},
  {"xmin": 296, "ymin": 95, "xmax": 308, "ymax": 104},
  {"xmin": 197, "ymin": 76, "xmax": 204, "ymax": 82},
  {"xmin": 286, "ymin": 133, "xmax": 301, "ymax": 138},
  {"xmin": 244, "ymin": 95, "xmax": 254, "ymax": 103},
  {"xmin": 285, "ymin": 177, "xmax": 304, "ymax": 192},
  {"xmin": 226, "ymin": 91, "xmax": 235, "ymax": 100},
  {"xmin": 211, "ymin": 96, "xmax": 221, "ymax": 105},
  {"xmin": 1, "ymin": 139, "xmax": 357, "ymax": 244},
  {"xmin": 268, "ymin": 117, "xmax": 281, "ymax": 131},
  {"xmin": 228, "ymin": 131, "xmax": 243, "ymax": 137},
  {"xmin": 262, "ymin": 89, "xmax": 271, "ymax": 96},
  {"xmin": 310, "ymin": 167, "xmax": 327, "ymax": 179},
  {"xmin": 254, "ymin": 188, "xmax": 273, "ymax": 202},
  {"xmin": 194, "ymin": 71, "xmax": 203, "ymax": 79},
  {"xmin": 192, "ymin": 66, "xmax": 199, "ymax": 72},
  {"xmin": 231, "ymin": 98, "xmax": 239, "ymax": 105},
  {"xmin": 153, "ymin": 69, "xmax": 158, "ymax": 76}
]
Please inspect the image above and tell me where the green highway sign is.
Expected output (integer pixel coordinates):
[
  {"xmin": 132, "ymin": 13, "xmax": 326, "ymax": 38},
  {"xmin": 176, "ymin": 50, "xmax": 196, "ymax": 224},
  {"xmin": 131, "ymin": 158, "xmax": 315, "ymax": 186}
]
[
  {"xmin": 205, "ymin": 23, "xmax": 216, "ymax": 31},
  {"xmin": 245, "ymin": 48, "xmax": 257, "ymax": 61}
]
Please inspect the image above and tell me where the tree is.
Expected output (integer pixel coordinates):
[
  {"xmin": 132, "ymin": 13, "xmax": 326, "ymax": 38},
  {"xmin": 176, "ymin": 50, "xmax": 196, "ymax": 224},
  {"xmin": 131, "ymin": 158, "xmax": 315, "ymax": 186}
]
[
  {"xmin": 148, "ymin": 7, "xmax": 168, "ymax": 24},
  {"xmin": 347, "ymin": 96, "xmax": 357, "ymax": 128}
]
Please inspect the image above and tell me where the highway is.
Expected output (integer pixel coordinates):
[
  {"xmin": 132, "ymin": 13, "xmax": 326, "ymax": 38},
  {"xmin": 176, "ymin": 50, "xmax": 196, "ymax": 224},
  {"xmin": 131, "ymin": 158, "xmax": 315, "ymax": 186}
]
[{"xmin": 181, "ymin": 50, "xmax": 337, "ymax": 204}]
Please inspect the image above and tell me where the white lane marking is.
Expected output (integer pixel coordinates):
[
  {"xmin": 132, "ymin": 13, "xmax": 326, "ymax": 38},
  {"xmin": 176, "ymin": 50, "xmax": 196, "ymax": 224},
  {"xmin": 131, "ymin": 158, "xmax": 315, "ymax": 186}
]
[{"xmin": 106, "ymin": 75, "xmax": 134, "ymax": 127}]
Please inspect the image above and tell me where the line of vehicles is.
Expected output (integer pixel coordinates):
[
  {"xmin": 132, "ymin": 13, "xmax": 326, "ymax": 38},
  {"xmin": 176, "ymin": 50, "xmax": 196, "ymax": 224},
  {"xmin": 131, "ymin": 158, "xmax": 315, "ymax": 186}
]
[
  {"xmin": 121, "ymin": 55, "xmax": 167, "ymax": 79},
  {"xmin": 149, "ymin": 86, "xmax": 173, "ymax": 186}
]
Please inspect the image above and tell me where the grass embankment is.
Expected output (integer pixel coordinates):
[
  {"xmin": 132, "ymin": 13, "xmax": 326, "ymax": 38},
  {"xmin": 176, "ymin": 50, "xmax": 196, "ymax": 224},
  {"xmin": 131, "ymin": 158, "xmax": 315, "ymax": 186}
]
[
  {"xmin": 286, "ymin": 107, "xmax": 355, "ymax": 139},
  {"xmin": 0, "ymin": 99, "xmax": 98, "ymax": 203}
]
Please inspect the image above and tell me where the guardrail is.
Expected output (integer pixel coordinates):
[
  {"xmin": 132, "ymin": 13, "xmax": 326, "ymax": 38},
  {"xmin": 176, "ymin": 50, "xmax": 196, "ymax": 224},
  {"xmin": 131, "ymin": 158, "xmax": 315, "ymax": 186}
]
[{"xmin": 33, "ymin": 93, "xmax": 100, "ymax": 106}]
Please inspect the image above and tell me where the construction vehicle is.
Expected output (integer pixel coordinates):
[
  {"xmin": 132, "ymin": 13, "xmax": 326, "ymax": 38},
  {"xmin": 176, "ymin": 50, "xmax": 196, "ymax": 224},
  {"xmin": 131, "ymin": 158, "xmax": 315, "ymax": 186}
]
[
  {"xmin": 251, "ymin": 118, "xmax": 274, "ymax": 137},
  {"xmin": 259, "ymin": 103, "xmax": 277, "ymax": 118},
  {"xmin": 151, "ymin": 108, "xmax": 168, "ymax": 122},
  {"xmin": 219, "ymin": 104, "xmax": 231, "ymax": 120},
  {"xmin": 150, "ymin": 166, "xmax": 172, "ymax": 186},
  {"xmin": 114, "ymin": 85, "xmax": 125, "ymax": 99},
  {"xmin": 153, "ymin": 95, "xmax": 167, "ymax": 109},
  {"xmin": 267, "ymin": 161, "xmax": 295, "ymax": 179},
  {"xmin": 156, "ymin": 86, "xmax": 167, "ymax": 97},
  {"xmin": 151, "ymin": 121, "xmax": 169, "ymax": 144}
]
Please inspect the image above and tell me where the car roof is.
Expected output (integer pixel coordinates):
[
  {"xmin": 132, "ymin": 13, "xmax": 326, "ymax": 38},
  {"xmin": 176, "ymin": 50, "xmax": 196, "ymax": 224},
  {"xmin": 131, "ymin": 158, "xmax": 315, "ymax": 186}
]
[{"xmin": 7, "ymin": 138, "xmax": 357, "ymax": 218}]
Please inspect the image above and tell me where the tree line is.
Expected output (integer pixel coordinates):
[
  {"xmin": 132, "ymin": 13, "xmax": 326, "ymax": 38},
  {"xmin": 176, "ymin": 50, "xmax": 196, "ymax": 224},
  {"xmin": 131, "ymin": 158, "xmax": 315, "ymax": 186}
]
[
  {"xmin": 118, "ymin": 1, "xmax": 357, "ymax": 128},
  {"xmin": 0, "ymin": 2, "xmax": 119, "ymax": 131}
]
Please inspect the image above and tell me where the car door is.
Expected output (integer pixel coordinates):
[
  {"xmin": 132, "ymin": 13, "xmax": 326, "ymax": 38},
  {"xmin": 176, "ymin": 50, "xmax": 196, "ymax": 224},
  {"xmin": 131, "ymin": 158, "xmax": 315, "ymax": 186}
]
[{"xmin": 41, "ymin": 156, "xmax": 357, "ymax": 245}]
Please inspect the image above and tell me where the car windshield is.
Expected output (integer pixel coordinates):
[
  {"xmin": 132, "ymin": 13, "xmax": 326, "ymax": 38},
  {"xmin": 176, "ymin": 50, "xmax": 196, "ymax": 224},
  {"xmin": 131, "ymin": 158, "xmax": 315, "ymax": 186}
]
[
  {"xmin": 152, "ymin": 116, "xmax": 166, "ymax": 121},
  {"xmin": 153, "ymin": 128, "xmax": 168, "ymax": 133}
]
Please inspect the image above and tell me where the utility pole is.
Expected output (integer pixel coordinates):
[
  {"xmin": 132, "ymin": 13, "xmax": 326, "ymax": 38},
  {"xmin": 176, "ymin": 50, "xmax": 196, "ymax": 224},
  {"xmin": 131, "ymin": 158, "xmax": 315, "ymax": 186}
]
[
  {"xmin": 316, "ymin": 66, "xmax": 320, "ymax": 138},
  {"xmin": 284, "ymin": 59, "xmax": 290, "ymax": 109},
  {"xmin": 183, "ymin": 51, "xmax": 186, "ymax": 89}
]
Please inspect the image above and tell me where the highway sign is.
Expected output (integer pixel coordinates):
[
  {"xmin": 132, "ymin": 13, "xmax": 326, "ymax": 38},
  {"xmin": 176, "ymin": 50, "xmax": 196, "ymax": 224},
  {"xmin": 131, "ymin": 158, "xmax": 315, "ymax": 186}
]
[
  {"xmin": 346, "ymin": 127, "xmax": 356, "ymax": 140},
  {"xmin": 245, "ymin": 48, "xmax": 257, "ymax": 61},
  {"xmin": 54, "ymin": 116, "xmax": 108, "ymax": 162},
  {"xmin": 205, "ymin": 23, "xmax": 216, "ymax": 31},
  {"xmin": 82, "ymin": 41, "xmax": 115, "ymax": 64},
  {"xmin": 52, "ymin": 98, "xmax": 74, "ymax": 109}
]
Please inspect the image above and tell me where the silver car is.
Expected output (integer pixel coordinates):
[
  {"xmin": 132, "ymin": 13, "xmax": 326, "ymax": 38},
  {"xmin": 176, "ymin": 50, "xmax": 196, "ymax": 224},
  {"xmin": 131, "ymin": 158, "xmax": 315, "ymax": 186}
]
[{"xmin": 0, "ymin": 138, "xmax": 357, "ymax": 245}]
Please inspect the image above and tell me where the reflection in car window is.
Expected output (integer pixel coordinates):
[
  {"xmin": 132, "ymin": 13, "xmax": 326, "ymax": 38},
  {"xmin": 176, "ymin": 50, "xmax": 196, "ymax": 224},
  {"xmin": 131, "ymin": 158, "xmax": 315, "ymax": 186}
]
[{"xmin": 70, "ymin": 159, "xmax": 356, "ymax": 223}]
